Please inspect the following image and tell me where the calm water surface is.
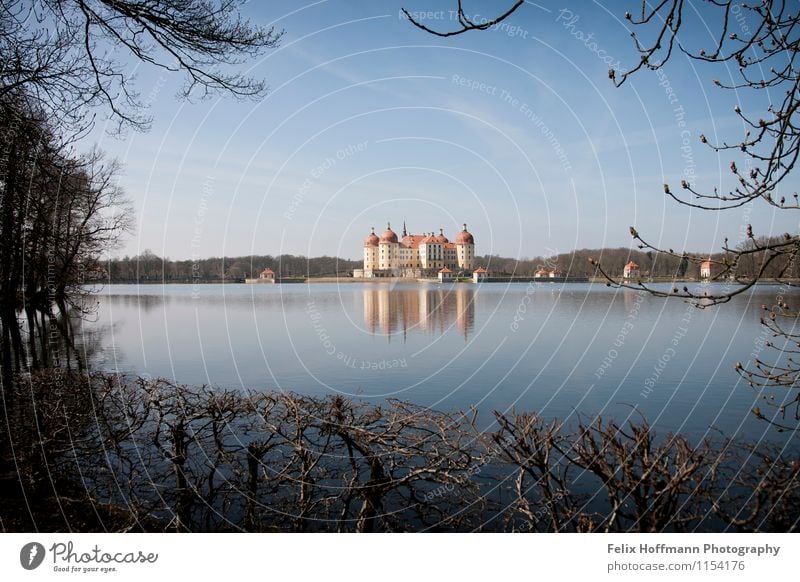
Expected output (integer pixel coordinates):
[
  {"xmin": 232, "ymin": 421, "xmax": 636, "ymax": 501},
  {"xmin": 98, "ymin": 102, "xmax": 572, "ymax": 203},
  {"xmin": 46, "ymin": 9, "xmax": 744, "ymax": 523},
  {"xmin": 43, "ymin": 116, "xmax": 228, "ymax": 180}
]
[{"xmin": 83, "ymin": 281, "xmax": 798, "ymax": 441}]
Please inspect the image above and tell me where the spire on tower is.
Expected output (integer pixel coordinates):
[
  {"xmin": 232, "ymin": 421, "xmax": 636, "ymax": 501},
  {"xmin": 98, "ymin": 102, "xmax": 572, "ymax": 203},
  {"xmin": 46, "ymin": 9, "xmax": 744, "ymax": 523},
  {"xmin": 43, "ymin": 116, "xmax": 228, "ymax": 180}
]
[{"xmin": 403, "ymin": 220, "xmax": 407, "ymax": 237}]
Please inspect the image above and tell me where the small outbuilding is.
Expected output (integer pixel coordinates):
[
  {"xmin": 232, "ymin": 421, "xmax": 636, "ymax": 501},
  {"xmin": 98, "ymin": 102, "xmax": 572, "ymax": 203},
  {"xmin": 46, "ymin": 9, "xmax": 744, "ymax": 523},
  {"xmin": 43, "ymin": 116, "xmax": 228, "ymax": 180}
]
[
  {"xmin": 623, "ymin": 261, "xmax": 640, "ymax": 279},
  {"xmin": 700, "ymin": 260, "xmax": 712, "ymax": 279},
  {"xmin": 259, "ymin": 268, "xmax": 276, "ymax": 283}
]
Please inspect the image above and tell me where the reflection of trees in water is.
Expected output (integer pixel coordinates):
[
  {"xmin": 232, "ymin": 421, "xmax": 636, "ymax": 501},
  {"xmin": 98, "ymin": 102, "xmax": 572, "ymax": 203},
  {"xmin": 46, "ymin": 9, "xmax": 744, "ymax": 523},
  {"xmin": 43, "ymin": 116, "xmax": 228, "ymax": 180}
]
[
  {"xmin": 0, "ymin": 303, "xmax": 112, "ymax": 530},
  {"xmin": 0, "ymin": 294, "xmax": 112, "ymax": 377},
  {"xmin": 2, "ymin": 371, "xmax": 797, "ymax": 532},
  {"xmin": 363, "ymin": 286, "xmax": 475, "ymax": 339},
  {"xmin": 103, "ymin": 292, "xmax": 171, "ymax": 313}
]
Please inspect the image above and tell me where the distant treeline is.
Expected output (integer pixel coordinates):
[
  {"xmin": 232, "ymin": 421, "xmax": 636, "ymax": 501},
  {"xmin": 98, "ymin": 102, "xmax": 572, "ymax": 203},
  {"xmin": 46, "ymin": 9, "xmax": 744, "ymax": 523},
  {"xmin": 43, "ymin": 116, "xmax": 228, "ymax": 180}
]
[
  {"xmin": 478, "ymin": 236, "xmax": 797, "ymax": 279},
  {"xmin": 102, "ymin": 237, "xmax": 796, "ymax": 282},
  {"xmin": 478, "ymin": 248, "xmax": 691, "ymax": 278},
  {"xmin": 103, "ymin": 251, "xmax": 361, "ymax": 282}
]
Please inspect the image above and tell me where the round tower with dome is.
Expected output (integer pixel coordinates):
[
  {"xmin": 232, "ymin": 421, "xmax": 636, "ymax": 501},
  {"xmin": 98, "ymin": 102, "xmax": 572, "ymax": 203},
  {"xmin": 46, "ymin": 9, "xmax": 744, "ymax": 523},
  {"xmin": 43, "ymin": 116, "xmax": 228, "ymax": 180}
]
[
  {"xmin": 356, "ymin": 221, "xmax": 475, "ymax": 278},
  {"xmin": 455, "ymin": 223, "xmax": 475, "ymax": 270}
]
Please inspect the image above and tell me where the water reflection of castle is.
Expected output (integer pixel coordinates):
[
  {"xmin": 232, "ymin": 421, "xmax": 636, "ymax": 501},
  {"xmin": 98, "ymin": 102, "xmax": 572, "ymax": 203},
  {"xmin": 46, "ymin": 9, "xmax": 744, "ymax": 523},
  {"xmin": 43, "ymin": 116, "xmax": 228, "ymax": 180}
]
[{"xmin": 363, "ymin": 286, "xmax": 475, "ymax": 339}]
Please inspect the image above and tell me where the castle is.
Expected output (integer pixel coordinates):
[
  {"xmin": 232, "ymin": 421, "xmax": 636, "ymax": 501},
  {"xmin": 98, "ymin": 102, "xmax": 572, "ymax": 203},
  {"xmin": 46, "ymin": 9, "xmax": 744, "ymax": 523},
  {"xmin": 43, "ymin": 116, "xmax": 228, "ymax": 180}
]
[{"xmin": 354, "ymin": 222, "xmax": 476, "ymax": 278}]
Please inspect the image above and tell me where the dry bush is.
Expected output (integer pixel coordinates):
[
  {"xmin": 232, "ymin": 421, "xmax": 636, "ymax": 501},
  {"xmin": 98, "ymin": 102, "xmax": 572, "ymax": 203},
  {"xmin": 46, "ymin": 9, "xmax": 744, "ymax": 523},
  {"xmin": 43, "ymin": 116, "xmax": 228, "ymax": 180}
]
[{"xmin": 1, "ymin": 370, "xmax": 797, "ymax": 532}]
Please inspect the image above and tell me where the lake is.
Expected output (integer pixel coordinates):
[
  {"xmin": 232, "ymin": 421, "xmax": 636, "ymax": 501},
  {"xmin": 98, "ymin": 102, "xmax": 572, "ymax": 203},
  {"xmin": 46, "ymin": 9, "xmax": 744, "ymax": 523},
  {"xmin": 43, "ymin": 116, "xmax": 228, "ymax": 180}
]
[{"xmin": 82, "ymin": 281, "xmax": 797, "ymax": 442}]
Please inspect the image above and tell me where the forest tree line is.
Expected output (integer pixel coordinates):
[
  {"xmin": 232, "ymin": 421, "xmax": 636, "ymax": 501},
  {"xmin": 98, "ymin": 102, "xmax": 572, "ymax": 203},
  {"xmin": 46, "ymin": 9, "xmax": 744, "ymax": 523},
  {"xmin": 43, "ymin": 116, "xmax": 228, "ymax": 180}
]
[
  {"xmin": 0, "ymin": 0, "xmax": 281, "ymax": 378},
  {"xmin": 0, "ymin": 96, "xmax": 131, "ymax": 309},
  {"xmin": 478, "ymin": 236, "xmax": 798, "ymax": 279},
  {"xmin": 104, "ymin": 251, "xmax": 361, "ymax": 282},
  {"xmin": 102, "ymin": 236, "xmax": 799, "ymax": 283}
]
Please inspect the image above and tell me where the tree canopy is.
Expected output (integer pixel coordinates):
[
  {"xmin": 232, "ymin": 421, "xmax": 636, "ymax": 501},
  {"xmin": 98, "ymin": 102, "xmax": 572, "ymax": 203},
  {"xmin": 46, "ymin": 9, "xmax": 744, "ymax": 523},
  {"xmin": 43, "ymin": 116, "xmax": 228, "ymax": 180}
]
[{"xmin": 1, "ymin": 0, "xmax": 283, "ymax": 132}]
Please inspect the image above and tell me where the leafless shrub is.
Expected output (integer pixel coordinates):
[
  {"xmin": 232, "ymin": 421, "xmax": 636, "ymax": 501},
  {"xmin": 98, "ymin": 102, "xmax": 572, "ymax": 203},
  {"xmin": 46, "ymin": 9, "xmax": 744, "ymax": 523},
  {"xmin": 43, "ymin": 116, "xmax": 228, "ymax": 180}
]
[{"xmin": 1, "ymin": 370, "xmax": 797, "ymax": 532}]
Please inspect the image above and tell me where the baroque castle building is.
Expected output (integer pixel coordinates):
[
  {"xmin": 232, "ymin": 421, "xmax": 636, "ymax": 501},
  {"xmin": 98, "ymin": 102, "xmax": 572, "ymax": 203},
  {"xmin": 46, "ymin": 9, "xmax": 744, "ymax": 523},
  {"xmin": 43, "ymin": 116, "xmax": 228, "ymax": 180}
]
[{"xmin": 355, "ymin": 222, "xmax": 476, "ymax": 278}]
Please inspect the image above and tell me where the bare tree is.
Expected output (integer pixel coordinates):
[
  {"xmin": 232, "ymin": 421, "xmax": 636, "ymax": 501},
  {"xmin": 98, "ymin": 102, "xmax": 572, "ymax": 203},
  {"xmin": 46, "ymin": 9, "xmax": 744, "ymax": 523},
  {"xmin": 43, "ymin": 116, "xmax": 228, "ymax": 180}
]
[
  {"xmin": 6, "ymin": 370, "xmax": 796, "ymax": 532},
  {"xmin": 0, "ymin": 95, "xmax": 133, "ymax": 378},
  {"xmin": 404, "ymin": 1, "xmax": 800, "ymax": 298},
  {"xmin": 1, "ymin": 1, "xmax": 280, "ymax": 377},
  {"xmin": 1, "ymin": 0, "xmax": 283, "ymax": 132},
  {"xmin": 404, "ymin": 1, "xmax": 800, "ymax": 431},
  {"xmin": 402, "ymin": 1, "xmax": 524, "ymax": 37}
]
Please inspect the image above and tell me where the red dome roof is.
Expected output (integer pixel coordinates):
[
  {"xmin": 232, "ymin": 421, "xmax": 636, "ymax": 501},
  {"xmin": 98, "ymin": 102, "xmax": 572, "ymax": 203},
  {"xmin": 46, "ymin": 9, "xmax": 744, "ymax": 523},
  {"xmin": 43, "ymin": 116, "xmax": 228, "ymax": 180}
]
[
  {"xmin": 455, "ymin": 224, "xmax": 474, "ymax": 245},
  {"xmin": 364, "ymin": 227, "xmax": 379, "ymax": 247},
  {"xmin": 380, "ymin": 223, "xmax": 398, "ymax": 243},
  {"xmin": 434, "ymin": 228, "xmax": 448, "ymax": 243}
]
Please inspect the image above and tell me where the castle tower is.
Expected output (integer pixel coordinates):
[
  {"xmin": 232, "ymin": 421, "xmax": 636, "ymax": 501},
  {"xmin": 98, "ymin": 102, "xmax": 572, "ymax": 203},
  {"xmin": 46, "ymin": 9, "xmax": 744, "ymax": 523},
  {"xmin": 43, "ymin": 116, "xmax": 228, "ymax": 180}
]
[
  {"xmin": 455, "ymin": 223, "xmax": 475, "ymax": 270},
  {"xmin": 378, "ymin": 222, "xmax": 399, "ymax": 274},
  {"xmin": 363, "ymin": 227, "xmax": 379, "ymax": 276}
]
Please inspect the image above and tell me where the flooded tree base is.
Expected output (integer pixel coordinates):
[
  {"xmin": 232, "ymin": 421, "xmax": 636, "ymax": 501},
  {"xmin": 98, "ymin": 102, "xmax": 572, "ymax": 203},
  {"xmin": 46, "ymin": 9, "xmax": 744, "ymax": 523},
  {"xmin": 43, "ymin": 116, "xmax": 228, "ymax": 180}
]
[{"xmin": 1, "ymin": 369, "xmax": 798, "ymax": 533}]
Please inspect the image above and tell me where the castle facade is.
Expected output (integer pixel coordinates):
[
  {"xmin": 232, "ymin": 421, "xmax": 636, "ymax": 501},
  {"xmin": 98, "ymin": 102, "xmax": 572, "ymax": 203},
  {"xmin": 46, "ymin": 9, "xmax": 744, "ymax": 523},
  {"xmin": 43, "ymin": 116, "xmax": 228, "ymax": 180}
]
[{"xmin": 354, "ymin": 222, "xmax": 476, "ymax": 278}]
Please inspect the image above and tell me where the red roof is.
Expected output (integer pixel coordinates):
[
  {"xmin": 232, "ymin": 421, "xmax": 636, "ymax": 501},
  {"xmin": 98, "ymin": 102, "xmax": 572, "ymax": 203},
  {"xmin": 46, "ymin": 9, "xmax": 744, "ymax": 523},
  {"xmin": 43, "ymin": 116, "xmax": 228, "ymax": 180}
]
[
  {"xmin": 364, "ymin": 228, "xmax": 379, "ymax": 246},
  {"xmin": 624, "ymin": 261, "xmax": 639, "ymax": 270},
  {"xmin": 261, "ymin": 268, "xmax": 275, "ymax": 275},
  {"xmin": 400, "ymin": 234, "xmax": 426, "ymax": 249},
  {"xmin": 474, "ymin": 267, "xmax": 486, "ymax": 273},
  {"xmin": 439, "ymin": 267, "xmax": 452, "ymax": 273},
  {"xmin": 455, "ymin": 224, "xmax": 474, "ymax": 245},
  {"xmin": 380, "ymin": 225, "xmax": 398, "ymax": 243}
]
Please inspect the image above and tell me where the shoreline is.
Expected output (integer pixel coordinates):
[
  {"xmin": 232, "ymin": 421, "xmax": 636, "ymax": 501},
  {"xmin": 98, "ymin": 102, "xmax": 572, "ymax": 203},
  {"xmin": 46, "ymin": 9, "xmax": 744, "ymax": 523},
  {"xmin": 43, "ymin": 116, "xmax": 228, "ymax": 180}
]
[{"xmin": 95, "ymin": 277, "xmax": 760, "ymax": 285}]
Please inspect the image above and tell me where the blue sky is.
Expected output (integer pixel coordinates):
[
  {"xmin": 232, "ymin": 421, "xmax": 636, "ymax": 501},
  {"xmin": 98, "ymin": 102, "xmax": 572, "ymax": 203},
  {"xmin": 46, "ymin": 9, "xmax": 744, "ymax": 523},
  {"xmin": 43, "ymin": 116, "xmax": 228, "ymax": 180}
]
[{"xmin": 90, "ymin": 0, "xmax": 798, "ymax": 261}]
